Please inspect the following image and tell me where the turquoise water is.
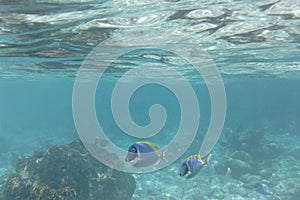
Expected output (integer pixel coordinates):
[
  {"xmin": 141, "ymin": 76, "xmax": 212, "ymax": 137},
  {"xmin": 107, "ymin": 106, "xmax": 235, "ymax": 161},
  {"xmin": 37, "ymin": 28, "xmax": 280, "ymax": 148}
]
[{"xmin": 1, "ymin": 0, "xmax": 300, "ymax": 199}]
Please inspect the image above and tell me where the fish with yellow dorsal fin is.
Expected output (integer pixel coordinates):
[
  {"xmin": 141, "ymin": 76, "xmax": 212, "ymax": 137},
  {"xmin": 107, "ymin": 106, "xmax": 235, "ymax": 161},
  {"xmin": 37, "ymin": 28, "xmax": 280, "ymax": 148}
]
[
  {"xmin": 179, "ymin": 154, "xmax": 211, "ymax": 179},
  {"xmin": 125, "ymin": 141, "xmax": 167, "ymax": 168}
]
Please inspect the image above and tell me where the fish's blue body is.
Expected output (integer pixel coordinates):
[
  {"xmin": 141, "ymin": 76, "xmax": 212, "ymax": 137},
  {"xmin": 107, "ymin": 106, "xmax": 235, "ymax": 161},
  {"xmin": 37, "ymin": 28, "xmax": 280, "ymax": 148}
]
[
  {"xmin": 125, "ymin": 142, "xmax": 165, "ymax": 168},
  {"xmin": 180, "ymin": 154, "xmax": 210, "ymax": 179}
]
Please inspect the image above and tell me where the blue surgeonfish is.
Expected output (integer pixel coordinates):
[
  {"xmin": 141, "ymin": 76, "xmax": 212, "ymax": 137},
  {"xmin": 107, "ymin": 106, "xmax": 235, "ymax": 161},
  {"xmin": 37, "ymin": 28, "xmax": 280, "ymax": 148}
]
[
  {"xmin": 180, "ymin": 154, "xmax": 211, "ymax": 179},
  {"xmin": 125, "ymin": 141, "xmax": 167, "ymax": 168}
]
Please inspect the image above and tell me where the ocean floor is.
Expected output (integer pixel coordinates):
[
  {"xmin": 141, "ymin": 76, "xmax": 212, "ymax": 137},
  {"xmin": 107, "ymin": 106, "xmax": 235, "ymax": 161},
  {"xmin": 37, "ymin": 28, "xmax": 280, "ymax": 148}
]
[
  {"xmin": 0, "ymin": 130, "xmax": 299, "ymax": 199},
  {"xmin": 133, "ymin": 130, "xmax": 300, "ymax": 200},
  {"xmin": 132, "ymin": 155, "xmax": 300, "ymax": 200}
]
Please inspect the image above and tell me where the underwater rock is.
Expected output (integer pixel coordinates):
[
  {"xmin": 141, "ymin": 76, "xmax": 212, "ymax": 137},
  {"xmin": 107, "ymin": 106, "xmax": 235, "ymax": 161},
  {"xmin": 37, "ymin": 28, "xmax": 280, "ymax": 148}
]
[
  {"xmin": 214, "ymin": 162, "xmax": 228, "ymax": 176},
  {"xmin": 258, "ymin": 142, "xmax": 281, "ymax": 160},
  {"xmin": 241, "ymin": 174, "xmax": 260, "ymax": 185},
  {"xmin": 224, "ymin": 128, "xmax": 281, "ymax": 161},
  {"xmin": 225, "ymin": 128, "xmax": 264, "ymax": 151},
  {"xmin": 231, "ymin": 151, "xmax": 251, "ymax": 162},
  {"xmin": 4, "ymin": 176, "xmax": 76, "ymax": 200},
  {"xmin": 211, "ymin": 188, "xmax": 226, "ymax": 199},
  {"xmin": 240, "ymin": 174, "xmax": 264, "ymax": 192},
  {"xmin": 258, "ymin": 169, "xmax": 273, "ymax": 179},
  {"xmin": 273, "ymin": 178, "xmax": 300, "ymax": 199},
  {"xmin": 215, "ymin": 154, "xmax": 253, "ymax": 179},
  {"xmin": 224, "ymin": 158, "xmax": 252, "ymax": 178},
  {"xmin": 3, "ymin": 140, "xmax": 135, "ymax": 200}
]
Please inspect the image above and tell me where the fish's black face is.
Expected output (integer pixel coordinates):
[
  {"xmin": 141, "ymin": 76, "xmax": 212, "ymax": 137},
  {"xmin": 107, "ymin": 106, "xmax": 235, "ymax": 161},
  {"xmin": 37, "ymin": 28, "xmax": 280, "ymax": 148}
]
[
  {"xmin": 125, "ymin": 146, "xmax": 138, "ymax": 162},
  {"xmin": 180, "ymin": 163, "xmax": 189, "ymax": 177}
]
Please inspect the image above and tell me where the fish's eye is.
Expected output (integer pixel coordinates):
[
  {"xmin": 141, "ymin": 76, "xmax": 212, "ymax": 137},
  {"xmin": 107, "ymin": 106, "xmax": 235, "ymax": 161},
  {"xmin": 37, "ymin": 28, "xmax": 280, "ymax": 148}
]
[{"xmin": 129, "ymin": 146, "xmax": 137, "ymax": 153}]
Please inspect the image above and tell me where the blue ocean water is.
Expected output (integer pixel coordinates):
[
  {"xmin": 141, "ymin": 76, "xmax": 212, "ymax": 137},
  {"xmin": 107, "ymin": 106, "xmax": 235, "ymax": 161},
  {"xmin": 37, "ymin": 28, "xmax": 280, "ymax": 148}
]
[{"xmin": 1, "ymin": 0, "xmax": 300, "ymax": 199}]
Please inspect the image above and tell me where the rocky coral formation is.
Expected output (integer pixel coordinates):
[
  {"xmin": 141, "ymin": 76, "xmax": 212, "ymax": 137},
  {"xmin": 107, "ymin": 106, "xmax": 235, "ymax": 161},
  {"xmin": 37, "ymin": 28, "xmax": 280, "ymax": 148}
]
[
  {"xmin": 4, "ymin": 176, "xmax": 76, "ymax": 200},
  {"xmin": 2, "ymin": 140, "xmax": 135, "ymax": 200},
  {"xmin": 215, "ymin": 127, "xmax": 282, "ymax": 179},
  {"xmin": 224, "ymin": 127, "xmax": 281, "ymax": 160}
]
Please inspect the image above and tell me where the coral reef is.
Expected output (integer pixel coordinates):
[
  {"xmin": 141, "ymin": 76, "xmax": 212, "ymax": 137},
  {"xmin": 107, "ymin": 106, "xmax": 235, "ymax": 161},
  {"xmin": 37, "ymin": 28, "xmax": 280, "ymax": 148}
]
[
  {"xmin": 215, "ymin": 127, "xmax": 283, "ymax": 179},
  {"xmin": 4, "ymin": 176, "xmax": 76, "ymax": 200},
  {"xmin": 224, "ymin": 127, "xmax": 281, "ymax": 160},
  {"xmin": 2, "ymin": 140, "xmax": 135, "ymax": 200},
  {"xmin": 211, "ymin": 127, "xmax": 300, "ymax": 199}
]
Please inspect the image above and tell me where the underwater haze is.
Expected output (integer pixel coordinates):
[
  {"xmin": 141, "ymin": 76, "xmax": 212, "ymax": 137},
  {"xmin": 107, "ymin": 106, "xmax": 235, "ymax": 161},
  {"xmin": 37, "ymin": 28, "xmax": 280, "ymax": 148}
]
[{"xmin": 0, "ymin": 0, "xmax": 300, "ymax": 199}]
